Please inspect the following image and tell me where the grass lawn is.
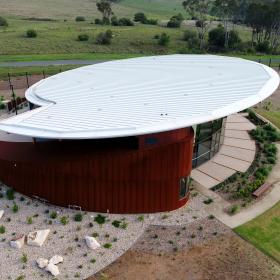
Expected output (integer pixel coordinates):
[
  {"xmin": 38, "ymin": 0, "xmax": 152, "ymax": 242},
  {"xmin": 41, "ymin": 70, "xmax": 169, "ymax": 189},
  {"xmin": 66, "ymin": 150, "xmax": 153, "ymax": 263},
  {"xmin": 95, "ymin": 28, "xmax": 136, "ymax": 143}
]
[
  {"xmin": 255, "ymin": 109, "xmax": 280, "ymax": 129},
  {"xmin": 235, "ymin": 202, "xmax": 280, "ymax": 263}
]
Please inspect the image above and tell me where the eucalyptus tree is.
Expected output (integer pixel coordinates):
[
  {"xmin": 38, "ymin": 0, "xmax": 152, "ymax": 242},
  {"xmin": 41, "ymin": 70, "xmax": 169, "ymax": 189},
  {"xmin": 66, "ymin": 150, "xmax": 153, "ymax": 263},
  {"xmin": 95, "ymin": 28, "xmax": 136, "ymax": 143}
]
[
  {"xmin": 212, "ymin": 0, "xmax": 239, "ymax": 49},
  {"xmin": 182, "ymin": 0, "xmax": 214, "ymax": 49},
  {"xmin": 96, "ymin": 0, "xmax": 114, "ymax": 24}
]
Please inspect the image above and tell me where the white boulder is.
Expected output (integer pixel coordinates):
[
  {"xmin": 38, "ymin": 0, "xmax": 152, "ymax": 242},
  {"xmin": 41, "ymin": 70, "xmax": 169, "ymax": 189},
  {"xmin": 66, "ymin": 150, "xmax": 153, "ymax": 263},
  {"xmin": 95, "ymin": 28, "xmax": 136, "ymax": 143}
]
[
  {"xmin": 0, "ymin": 210, "xmax": 4, "ymax": 220},
  {"xmin": 36, "ymin": 258, "xmax": 49, "ymax": 269},
  {"xmin": 49, "ymin": 255, "xmax": 63, "ymax": 265},
  {"xmin": 85, "ymin": 235, "xmax": 100, "ymax": 250},
  {"xmin": 45, "ymin": 263, "xmax": 60, "ymax": 277},
  {"xmin": 10, "ymin": 234, "xmax": 25, "ymax": 249},
  {"xmin": 27, "ymin": 229, "xmax": 50, "ymax": 247}
]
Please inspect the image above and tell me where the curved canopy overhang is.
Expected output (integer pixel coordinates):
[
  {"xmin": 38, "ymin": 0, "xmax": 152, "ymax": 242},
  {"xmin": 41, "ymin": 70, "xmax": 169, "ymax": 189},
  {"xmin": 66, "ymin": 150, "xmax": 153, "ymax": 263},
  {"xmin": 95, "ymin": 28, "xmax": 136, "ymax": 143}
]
[{"xmin": 0, "ymin": 55, "xmax": 278, "ymax": 139}]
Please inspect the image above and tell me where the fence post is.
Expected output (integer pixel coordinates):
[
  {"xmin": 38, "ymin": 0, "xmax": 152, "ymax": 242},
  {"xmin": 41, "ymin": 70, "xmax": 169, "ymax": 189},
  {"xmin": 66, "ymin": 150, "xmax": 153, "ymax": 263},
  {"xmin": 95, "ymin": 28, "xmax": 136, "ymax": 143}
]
[
  {"xmin": 269, "ymin": 58, "xmax": 272, "ymax": 67},
  {"xmin": 258, "ymin": 58, "xmax": 261, "ymax": 63},
  {"xmin": 278, "ymin": 63, "xmax": 280, "ymax": 72},
  {"xmin": 7, "ymin": 73, "xmax": 12, "ymax": 89},
  {"xmin": 10, "ymin": 85, "xmax": 18, "ymax": 115},
  {"xmin": 25, "ymin": 72, "xmax": 30, "ymax": 88},
  {"xmin": 42, "ymin": 70, "xmax": 46, "ymax": 79}
]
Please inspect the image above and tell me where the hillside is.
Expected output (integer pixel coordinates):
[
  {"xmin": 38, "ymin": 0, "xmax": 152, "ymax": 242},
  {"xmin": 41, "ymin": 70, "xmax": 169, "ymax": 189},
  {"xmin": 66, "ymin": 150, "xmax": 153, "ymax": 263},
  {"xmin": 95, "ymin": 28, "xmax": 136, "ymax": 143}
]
[{"xmin": 0, "ymin": 0, "xmax": 184, "ymax": 20}]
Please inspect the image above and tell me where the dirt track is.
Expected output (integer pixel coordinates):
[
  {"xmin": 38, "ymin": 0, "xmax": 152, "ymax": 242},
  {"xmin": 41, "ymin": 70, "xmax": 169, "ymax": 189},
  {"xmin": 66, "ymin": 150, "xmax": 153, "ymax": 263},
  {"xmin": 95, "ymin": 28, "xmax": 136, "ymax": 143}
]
[{"xmin": 91, "ymin": 219, "xmax": 280, "ymax": 280}]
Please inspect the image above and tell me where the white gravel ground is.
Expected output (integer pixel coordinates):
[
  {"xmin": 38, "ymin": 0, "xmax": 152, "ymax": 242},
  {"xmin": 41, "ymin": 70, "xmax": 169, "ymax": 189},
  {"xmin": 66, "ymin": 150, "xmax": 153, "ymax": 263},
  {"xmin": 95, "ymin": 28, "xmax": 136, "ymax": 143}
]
[{"xmin": 0, "ymin": 184, "xmax": 209, "ymax": 280}]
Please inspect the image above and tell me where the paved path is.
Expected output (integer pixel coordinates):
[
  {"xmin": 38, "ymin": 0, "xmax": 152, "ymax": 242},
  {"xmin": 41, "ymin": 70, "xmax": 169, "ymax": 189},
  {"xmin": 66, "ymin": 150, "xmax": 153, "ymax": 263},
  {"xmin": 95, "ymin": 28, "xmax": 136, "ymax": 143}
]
[
  {"xmin": 0, "ymin": 60, "xmax": 105, "ymax": 67},
  {"xmin": 191, "ymin": 114, "xmax": 256, "ymax": 189},
  {"xmin": 198, "ymin": 143, "xmax": 280, "ymax": 228}
]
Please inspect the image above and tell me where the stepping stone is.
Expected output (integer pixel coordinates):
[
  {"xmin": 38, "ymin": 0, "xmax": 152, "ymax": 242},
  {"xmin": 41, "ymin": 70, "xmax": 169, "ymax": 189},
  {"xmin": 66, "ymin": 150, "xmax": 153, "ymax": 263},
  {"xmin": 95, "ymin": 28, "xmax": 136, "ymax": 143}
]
[
  {"xmin": 223, "ymin": 137, "xmax": 256, "ymax": 151},
  {"xmin": 219, "ymin": 145, "xmax": 255, "ymax": 162},
  {"xmin": 191, "ymin": 169, "xmax": 220, "ymax": 189},
  {"xmin": 224, "ymin": 130, "xmax": 251, "ymax": 140},
  {"xmin": 27, "ymin": 229, "xmax": 50, "ymax": 247}
]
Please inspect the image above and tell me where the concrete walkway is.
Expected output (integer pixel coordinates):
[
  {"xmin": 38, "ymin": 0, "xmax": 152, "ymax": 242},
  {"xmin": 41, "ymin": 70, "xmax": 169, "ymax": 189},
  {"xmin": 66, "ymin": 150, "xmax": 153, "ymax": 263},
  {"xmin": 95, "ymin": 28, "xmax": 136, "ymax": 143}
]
[
  {"xmin": 197, "ymin": 143, "xmax": 280, "ymax": 228},
  {"xmin": 191, "ymin": 114, "xmax": 256, "ymax": 189}
]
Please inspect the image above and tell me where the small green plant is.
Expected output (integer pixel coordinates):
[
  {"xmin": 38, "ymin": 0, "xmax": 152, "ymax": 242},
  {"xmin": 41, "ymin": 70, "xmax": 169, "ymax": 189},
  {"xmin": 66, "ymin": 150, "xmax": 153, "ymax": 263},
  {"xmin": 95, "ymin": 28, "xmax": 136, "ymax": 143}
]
[
  {"xmin": 15, "ymin": 275, "xmax": 25, "ymax": 280},
  {"xmin": 92, "ymin": 232, "xmax": 99, "ymax": 238},
  {"xmin": 60, "ymin": 216, "xmax": 69, "ymax": 225},
  {"xmin": 12, "ymin": 202, "xmax": 19, "ymax": 213},
  {"xmin": 90, "ymin": 258, "xmax": 96, "ymax": 264},
  {"xmin": 26, "ymin": 216, "xmax": 33, "ymax": 224},
  {"xmin": 112, "ymin": 220, "xmax": 121, "ymax": 228},
  {"xmin": 74, "ymin": 213, "xmax": 83, "ymax": 222},
  {"xmin": 50, "ymin": 211, "xmax": 57, "ymax": 219},
  {"xmin": 21, "ymin": 253, "xmax": 28, "ymax": 264},
  {"xmin": 161, "ymin": 214, "xmax": 168, "ymax": 220},
  {"xmin": 197, "ymin": 226, "xmax": 203, "ymax": 231},
  {"xmin": 26, "ymin": 29, "xmax": 37, "ymax": 38},
  {"xmin": 0, "ymin": 225, "xmax": 5, "ymax": 234},
  {"xmin": 229, "ymin": 204, "xmax": 239, "ymax": 215},
  {"xmin": 94, "ymin": 214, "xmax": 106, "ymax": 225},
  {"xmin": 158, "ymin": 32, "xmax": 170, "ymax": 46},
  {"xmin": 103, "ymin": 243, "xmax": 112, "ymax": 249},
  {"xmin": 75, "ymin": 16, "xmax": 85, "ymax": 22},
  {"xmin": 6, "ymin": 188, "xmax": 15, "ymax": 200},
  {"xmin": 203, "ymin": 198, "xmax": 213, "ymax": 205},
  {"xmin": 120, "ymin": 221, "xmax": 128, "ymax": 229},
  {"xmin": 137, "ymin": 215, "xmax": 144, "ymax": 223},
  {"xmin": 0, "ymin": 16, "xmax": 8, "ymax": 27},
  {"xmin": 77, "ymin": 34, "xmax": 89, "ymax": 41}
]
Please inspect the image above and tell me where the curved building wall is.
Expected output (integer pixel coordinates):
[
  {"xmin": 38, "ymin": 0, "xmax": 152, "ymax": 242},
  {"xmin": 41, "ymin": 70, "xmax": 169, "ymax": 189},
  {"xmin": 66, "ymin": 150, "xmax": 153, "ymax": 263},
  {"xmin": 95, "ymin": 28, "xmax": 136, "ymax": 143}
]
[{"xmin": 0, "ymin": 128, "xmax": 194, "ymax": 213}]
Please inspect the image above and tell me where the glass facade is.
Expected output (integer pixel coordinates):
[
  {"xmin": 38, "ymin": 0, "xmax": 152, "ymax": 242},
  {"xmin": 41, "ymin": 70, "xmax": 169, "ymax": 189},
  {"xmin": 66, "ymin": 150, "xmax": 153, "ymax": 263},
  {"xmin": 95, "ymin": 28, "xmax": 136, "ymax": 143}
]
[{"xmin": 192, "ymin": 118, "xmax": 226, "ymax": 168}]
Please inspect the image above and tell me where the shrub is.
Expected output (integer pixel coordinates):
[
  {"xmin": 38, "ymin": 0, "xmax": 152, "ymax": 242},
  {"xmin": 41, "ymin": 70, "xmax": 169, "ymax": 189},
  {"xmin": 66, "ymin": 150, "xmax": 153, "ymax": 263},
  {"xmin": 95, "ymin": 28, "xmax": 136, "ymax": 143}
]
[
  {"xmin": 77, "ymin": 34, "xmax": 89, "ymax": 41},
  {"xmin": 12, "ymin": 202, "xmax": 19, "ymax": 213},
  {"xmin": 75, "ymin": 16, "xmax": 85, "ymax": 22},
  {"xmin": 203, "ymin": 198, "xmax": 213, "ymax": 205},
  {"xmin": 21, "ymin": 253, "xmax": 28, "ymax": 263},
  {"xmin": 94, "ymin": 214, "xmax": 106, "ymax": 225},
  {"xmin": 167, "ymin": 18, "xmax": 181, "ymax": 28},
  {"xmin": 103, "ymin": 243, "xmax": 112, "ymax": 249},
  {"xmin": 158, "ymin": 33, "xmax": 170, "ymax": 46},
  {"xmin": 95, "ymin": 30, "xmax": 112, "ymax": 45},
  {"xmin": 267, "ymin": 156, "xmax": 276, "ymax": 164},
  {"xmin": 112, "ymin": 220, "xmax": 121, "ymax": 228},
  {"xmin": 26, "ymin": 216, "xmax": 33, "ymax": 224},
  {"xmin": 6, "ymin": 188, "xmax": 15, "ymax": 200},
  {"xmin": 74, "ymin": 213, "xmax": 83, "ymax": 222},
  {"xmin": 183, "ymin": 29, "xmax": 197, "ymax": 41},
  {"xmin": 0, "ymin": 17, "xmax": 8, "ymax": 27},
  {"xmin": 26, "ymin": 29, "xmax": 37, "ymax": 38},
  {"xmin": 118, "ymin": 17, "xmax": 134, "ymax": 26},
  {"xmin": 60, "ymin": 216, "xmax": 69, "ymax": 225},
  {"xmin": 147, "ymin": 19, "xmax": 158, "ymax": 25},
  {"xmin": 90, "ymin": 258, "xmax": 96, "ymax": 263},
  {"xmin": 95, "ymin": 18, "xmax": 102, "ymax": 24},
  {"xmin": 50, "ymin": 211, "xmax": 57, "ymax": 219},
  {"xmin": 134, "ymin": 12, "xmax": 147, "ymax": 24},
  {"xmin": 0, "ymin": 225, "xmax": 5, "ymax": 234},
  {"xmin": 229, "ymin": 204, "xmax": 239, "ymax": 215},
  {"xmin": 256, "ymin": 41, "xmax": 271, "ymax": 53},
  {"xmin": 111, "ymin": 16, "xmax": 119, "ymax": 26}
]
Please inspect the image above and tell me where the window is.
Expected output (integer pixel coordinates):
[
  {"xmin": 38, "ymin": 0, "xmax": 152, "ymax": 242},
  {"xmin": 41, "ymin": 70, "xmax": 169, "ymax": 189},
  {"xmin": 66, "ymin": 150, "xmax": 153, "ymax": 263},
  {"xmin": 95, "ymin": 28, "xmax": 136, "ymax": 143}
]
[
  {"xmin": 145, "ymin": 137, "xmax": 158, "ymax": 145},
  {"xmin": 179, "ymin": 177, "xmax": 189, "ymax": 199}
]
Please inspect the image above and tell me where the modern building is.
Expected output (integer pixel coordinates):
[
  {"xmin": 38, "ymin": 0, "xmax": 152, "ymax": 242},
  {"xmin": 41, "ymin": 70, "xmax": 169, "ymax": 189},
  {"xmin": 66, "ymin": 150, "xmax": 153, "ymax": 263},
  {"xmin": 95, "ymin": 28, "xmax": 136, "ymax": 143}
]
[{"xmin": 0, "ymin": 55, "xmax": 278, "ymax": 213}]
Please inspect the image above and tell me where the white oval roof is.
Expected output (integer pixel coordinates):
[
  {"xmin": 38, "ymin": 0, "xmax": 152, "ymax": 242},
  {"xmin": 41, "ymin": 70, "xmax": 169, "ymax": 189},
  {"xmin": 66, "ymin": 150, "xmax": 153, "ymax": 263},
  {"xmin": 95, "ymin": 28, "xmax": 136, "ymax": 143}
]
[{"xmin": 0, "ymin": 55, "xmax": 278, "ymax": 139}]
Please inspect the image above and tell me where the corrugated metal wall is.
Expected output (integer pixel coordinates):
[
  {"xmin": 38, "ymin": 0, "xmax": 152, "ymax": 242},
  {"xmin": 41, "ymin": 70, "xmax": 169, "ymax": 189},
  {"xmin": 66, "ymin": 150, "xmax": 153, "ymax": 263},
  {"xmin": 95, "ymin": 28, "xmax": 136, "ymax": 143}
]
[{"xmin": 0, "ymin": 128, "xmax": 193, "ymax": 213}]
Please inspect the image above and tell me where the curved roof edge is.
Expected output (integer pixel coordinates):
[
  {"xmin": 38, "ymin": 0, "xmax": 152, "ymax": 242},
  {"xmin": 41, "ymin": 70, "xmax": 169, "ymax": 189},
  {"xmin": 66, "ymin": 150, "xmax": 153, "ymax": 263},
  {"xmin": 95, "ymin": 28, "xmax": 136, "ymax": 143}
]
[{"xmin": 0, "ymin": 55, "xmax": 279, "ymax": 139}]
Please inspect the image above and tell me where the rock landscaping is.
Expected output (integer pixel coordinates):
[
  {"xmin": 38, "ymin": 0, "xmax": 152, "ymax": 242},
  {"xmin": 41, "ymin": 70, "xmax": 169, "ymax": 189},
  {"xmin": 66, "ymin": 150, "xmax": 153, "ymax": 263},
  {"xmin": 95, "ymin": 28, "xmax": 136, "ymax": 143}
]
[{"xmin": 0, "ymin": 183, "xmax": 209, "ymax": 280}]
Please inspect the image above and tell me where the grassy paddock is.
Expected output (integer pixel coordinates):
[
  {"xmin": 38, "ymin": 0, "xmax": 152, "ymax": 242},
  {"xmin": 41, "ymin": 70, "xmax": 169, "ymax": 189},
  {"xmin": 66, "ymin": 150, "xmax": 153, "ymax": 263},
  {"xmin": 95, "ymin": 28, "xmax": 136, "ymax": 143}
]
[
  {"xmin": 255, "ymin": 110, "xmax": 280, "ymax": 129},
  {"xmin": 0, "ymin": 65, "xmax": 80, "ymax": 80},
  {"xmin": 234, "ymin": 202, "xmax": 280, "ymax": 263}
]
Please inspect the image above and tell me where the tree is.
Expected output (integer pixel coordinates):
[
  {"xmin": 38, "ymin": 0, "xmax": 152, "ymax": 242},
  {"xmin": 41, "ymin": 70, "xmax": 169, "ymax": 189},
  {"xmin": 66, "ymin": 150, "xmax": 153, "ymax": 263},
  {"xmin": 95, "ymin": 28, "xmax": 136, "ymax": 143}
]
[
  {"xmin": 212, "ymin": 0, "xmax": 239, "ymax": 49},
  {"xmin": 134, "ymin": 12, "xmax": 147, "ymax": 24},
  {"xmin": 0, "ymin": 17, "xmax": 8, "ymax": 27},
  {"xmin": 182, "ymin": 0, "xmax": 213, "ymax": 49},
  {"xmin": 95, "ymin": 30, "xmax": 113, "ymax": 44},
  {"xmin": 167, "ymin": 14, "xmax": 184, "ymax": 28},
  {"xmin": 245, "ymin": 0, "xmax": 280, "ymax": 51},
  {"xmin": 96, "ymin": 0, "xmax": 114, "ymax": 25}
]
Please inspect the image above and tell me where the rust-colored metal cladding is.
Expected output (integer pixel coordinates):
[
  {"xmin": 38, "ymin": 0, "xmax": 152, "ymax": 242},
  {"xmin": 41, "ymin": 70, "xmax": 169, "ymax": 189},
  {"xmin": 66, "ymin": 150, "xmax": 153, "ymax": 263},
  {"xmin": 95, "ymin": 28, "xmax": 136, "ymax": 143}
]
[{"xmin": 0, "ymin": 128, "xmax": 194, "ymax": 213}]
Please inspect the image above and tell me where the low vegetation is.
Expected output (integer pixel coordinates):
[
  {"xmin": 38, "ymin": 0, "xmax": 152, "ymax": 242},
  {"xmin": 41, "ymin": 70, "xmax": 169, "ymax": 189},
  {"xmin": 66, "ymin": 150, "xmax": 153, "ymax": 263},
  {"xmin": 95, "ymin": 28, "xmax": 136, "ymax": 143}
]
[{"xmin": 215, "ymin": 112, "xmax": 279, "ymax": 208}]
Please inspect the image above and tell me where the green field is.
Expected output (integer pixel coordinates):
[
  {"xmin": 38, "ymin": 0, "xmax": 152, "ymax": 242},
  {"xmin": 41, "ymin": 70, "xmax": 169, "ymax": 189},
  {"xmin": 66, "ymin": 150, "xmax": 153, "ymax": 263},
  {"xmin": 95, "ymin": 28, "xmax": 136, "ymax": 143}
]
[
  {"xmin": 235, "ymin": 202, "xmax": 280, "ymax": 263},
  {"xmin": 0, "ymin": 0, "xmax": 182, "ymax": 20}
]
